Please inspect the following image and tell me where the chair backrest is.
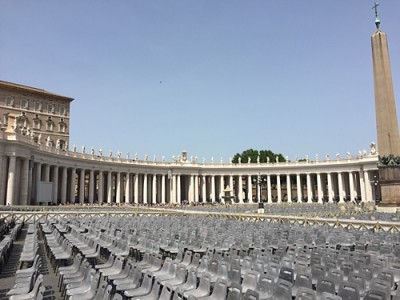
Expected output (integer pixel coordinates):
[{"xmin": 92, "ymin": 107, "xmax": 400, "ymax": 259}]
[
  {"xmin": 243, "ymin": 289, "xmax": 260, "ymax": 300},
  {"xmin": 295, "ymin": 287, "xmax": 316, "ymax": 300},
  {"xmin": 227, "ymin": 282, "xmax": 242, "ymax": 300},
  {"xmin": 337, "ymin": 281, "xmax": 360, "ymax": 300},
  {"xmin": 273, "ymin": 278, "xmax": 292, "ymax": 300},
  {"xmin": 316, "ymin": 277, "xmax": 335, "ymax": 296},
  {"xmin": 363, "ymin": 289, "xmax": 387, "ymax": 300}
]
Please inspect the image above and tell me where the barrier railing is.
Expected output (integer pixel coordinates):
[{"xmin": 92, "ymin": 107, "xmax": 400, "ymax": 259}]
[{"xmin": 0, "ymin": 204, "xmax": 398, "ymax": 232}]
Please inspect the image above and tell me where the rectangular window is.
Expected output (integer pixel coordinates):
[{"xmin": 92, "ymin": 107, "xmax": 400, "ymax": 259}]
[
  {"xmin": 5, "ymin": 96, "xmax": 14, "ymax": 107},
  {"xmin": 47, "ymin": 104, "xmax": 54, "ymax": 114},
  {"xmin": 21, "ymin": 99, "xmax": 29, "ymax": 109},
  {"xmin": 59, "ymin": 105, "xmax": 67, "ymax": 116},
  {"xmin": 35, "ymin": 102, "xmax": 42, "ymax": 111}
]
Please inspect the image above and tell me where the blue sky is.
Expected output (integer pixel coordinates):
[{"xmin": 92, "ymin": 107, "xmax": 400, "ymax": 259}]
[{"xmin": 1, "ymin": 1, "xmax": 400, "ymax": 162}]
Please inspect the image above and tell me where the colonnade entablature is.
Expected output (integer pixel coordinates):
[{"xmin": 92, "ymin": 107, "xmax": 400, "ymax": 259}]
[{"xmin": 0, "ymin": 132, "xmax": 379, "ymax": 206}]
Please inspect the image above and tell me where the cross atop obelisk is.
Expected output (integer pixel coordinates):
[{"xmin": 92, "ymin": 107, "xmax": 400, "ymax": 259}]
[{"xmin": 372, "ymin": 2, "xmax": 381, "ymax": 30}]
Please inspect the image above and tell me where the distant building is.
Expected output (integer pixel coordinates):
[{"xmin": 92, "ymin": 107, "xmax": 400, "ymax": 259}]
[{"xmin": 0, "ymin": 80, "xmax": 73, "ymax": 150}]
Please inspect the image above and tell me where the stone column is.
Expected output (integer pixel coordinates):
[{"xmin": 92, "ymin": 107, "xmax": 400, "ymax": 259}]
[
  {"xmin": 89, "ymin": 169, "xmax": 94, "ymax": 204},
  {"xmin": 194, "ymin": 175, "xmax": 199, "ymax": 203},
  {"xmin": 247, "ymin": 175, "xmax": 252, "ymax": 202},
  {"xmin": 42, "ymin": 164, "xmax": 49, "ymax": 182},
  {"xmin": 0, "ymin": 155, "xmax": 8, "ymax": 205},
  {"xmin": 98, "ymin": 171, "xmax": 104, "ymax": 204},
  {"xmin": 277, "ymin": 175, "xmax": 281, "ymax": 203},
  {"xmin": 267, "ymin": 175, "xmax": 272, "ymax": 203},
  {"xmin": 20, "ymin": 158, "xmax": 30, "ymax": 205},
  {"xmin": 286, "ymin": 174, "xmax": 292, "ymax": 202},
  {"xmin": 201, "ymin": 176, "xmax": 207, "ymax": 203},
  {"xmin": 61, "ymin": 167, "xmax": 67, "ymax": 204},
  {"xmin": 307, "ymin": 173, "xmax": 313, "ymax": 201},
  {"xmin": 125, "ymin": 173, "xmax": 131, "ymax": 204},
  {"xmin": 359, "ymin": 170, "xmax": 366, "ymax": 203},
  {"xmin": 338, "ymin": 172, "xmax": 345, "ymax": 203},
  {"xmin": 219, "ymin": 176, "xmax": 224, "ymax": 201},
  {"xmin": 134, "ymin": 174, "xmax": 139, "ymax": 204},
  {"xmin": 107, "ymin": 171, "xmax": 112, "ymax": 203},
  {"xmin": 317, "ymin": 173, "xmax": 323, "ymax": 203},
  {"xmin": 349, "ymin": 172, "xmax": 356, "ymax": 202},
  {"xmin": 69, "ymin": 168, "xmax": 76, "ymax": 203},
  {"xmin": 6, "ymin": 156, "xmax": 17, "ymax": 205},
  {"xmin": 161, "ymin": 174, "xmax": 166, "ymax": 204},
  {"xmin": 51, "ymin": 165, "xmax": 59, "ymax": 205},
  {"xmin": 152, "ymin": 174, "xmax": 157, "ymax": 204},
  {"xmin": 177, "ymin": 175, "xmax": 181, "ymax": 204},
  {"xmin": 296, "ymin": 174, "xmax": 302, "ymax": 202},
  {"xmin": 171, "ymin": 174, "xmax": 176, "ymax": 204},
  {"xmin": 211, "ymin": 175, "xmax": 216, "ymax": 202},
  {"xmin": 327, "ymin": 173, "xmax": 333, "ymax": 203},
  {"xmin": 229, "ymin": 176, "xmax": 234, "ymax": 196},
  {"xmin": 364, "ymin": 170, "xmax": 373, "ymax": 202},
  {"xmin": 238, "ymin": 175, "xmax": 243, "ymax": 203},
  {"xmin": 143, "ymin": 174, "xmax": 148, "ymax": 204},
  {"xmin": 189, "ymin": 175, "xmax": 194, "ymax": 203},
  {"xmin": 79, "ymin": 169, "xmax": 85, "ymax": 204}
]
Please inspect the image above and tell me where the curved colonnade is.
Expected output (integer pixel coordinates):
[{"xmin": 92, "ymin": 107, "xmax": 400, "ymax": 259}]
[{"xmin": 0, "ymin": 132, "xmax": 379, "ymax": 206}]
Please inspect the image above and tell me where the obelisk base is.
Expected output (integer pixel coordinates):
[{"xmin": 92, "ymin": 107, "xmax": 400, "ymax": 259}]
[{"xmin": 377, "ymin": 166, "xmax": 400, "ymax": 211}]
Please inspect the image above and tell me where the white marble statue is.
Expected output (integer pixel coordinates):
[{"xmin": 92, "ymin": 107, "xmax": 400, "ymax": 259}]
[{"xmin": 370, "ymin": 142, "xmax": 377, "ymax": 155}]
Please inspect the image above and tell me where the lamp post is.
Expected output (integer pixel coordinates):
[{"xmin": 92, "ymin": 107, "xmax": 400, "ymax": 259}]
[
  {"xmin": 372, "ymin": 175, "xmax": 380, "ymax": 205},
  {"xmin": 252, "ymin": 174, "xmax": 267, "ymax": 203}
]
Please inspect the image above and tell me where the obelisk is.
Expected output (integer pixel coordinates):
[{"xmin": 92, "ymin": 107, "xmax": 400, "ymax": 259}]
[{"xmin": 371, "ymin": 3, "xmax": 400, "ymax": 206}]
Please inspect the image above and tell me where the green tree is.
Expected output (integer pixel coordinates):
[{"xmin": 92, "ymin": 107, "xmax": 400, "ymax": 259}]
[{"xmin": 232, "ymin": 149, "xmax": 286, "ymax": 164}]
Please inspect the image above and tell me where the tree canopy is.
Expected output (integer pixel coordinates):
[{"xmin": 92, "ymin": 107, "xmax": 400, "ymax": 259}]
[{"xmin": 232, "ymin": 149, "xmax": 286, "ymax": 164}]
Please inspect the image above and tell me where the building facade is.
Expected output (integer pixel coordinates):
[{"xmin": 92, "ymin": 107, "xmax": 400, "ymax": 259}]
[{"xmin": 0, "ymin": 81, "xmax": 73, "ymax": 151}]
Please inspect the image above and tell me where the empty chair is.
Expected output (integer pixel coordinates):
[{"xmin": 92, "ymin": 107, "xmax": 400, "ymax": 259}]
[
  {"xmin": 273, "ymin": 278, "xmax": 293, "ymax": 300},
  {"xmin": 184, "ymin": 273, "xmax": 211, "ymax": 299},
  {"xmin": 131, "ymin": 279, "xmax": 162, "ymax": 300},
  {"xmin": 337, "ymin": 281, "xmax": 360, "ymax": 300},
  {"xmin": 293, "ymin": 273, "xmax": 312, "ymax": 297},
  {"xmin": 316, "ymin": 277, "xmax": 336, "ymax": 299},
  {"xmin": 163, "ymin": 266, "xmax": 187, "ymax": 287},
  {"xmin": 295, "ymin": 287, "xmax": 316, "ymax": 300},
  {"xmin": 256, "ymin": 273, "xmax": 275, "ymax": 300},
  {"xmin": 243, "ymin": 289, "xmax": 260, "ymax": 300},
  {"xmin": 124, "ymin": 272, "xmax": 154, "ymax": 298},
  {"xmin": 173, "ymin": 268, "xmax": 197, "ymax": 293},
  {"xmin": 196, "ymin": 278, "xmax": 228, "ymax": 300},
  {"xmin": 364, "ymin": 289, "xmax": 387, "ymax": 300},
  {"xmin": 227, "ymin": 282, "xmax": 242, "ymax": 300}
]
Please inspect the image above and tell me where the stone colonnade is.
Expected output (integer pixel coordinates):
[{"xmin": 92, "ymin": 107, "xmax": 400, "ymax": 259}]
[{"xmin": 0, "ymin": 149, "xmax": 379, "ymax": 206}]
